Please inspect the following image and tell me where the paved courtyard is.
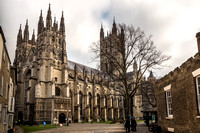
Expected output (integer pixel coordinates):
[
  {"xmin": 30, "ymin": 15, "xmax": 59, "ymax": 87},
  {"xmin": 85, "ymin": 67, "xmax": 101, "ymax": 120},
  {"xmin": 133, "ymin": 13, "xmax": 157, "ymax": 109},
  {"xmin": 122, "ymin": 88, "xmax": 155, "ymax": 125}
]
[{"xmin": 35, "ymin": 122, "xmax": 149, "ymax": 133}]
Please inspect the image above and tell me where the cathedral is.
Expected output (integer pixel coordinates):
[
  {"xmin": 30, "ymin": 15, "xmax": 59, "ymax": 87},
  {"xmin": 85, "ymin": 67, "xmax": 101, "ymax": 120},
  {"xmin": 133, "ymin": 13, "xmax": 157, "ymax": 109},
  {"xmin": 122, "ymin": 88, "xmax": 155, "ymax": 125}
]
[{"xmin": 14, "ymin": 4, "xmax": 154, "ymax": 124}]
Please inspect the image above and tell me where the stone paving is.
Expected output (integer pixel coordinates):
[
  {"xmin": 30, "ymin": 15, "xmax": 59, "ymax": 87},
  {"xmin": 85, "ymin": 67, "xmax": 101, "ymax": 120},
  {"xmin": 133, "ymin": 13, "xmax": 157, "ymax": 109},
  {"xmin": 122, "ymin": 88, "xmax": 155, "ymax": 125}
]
[{"xmin": 35, "ymin": 122, "xmax": 150, "ymax": 133}]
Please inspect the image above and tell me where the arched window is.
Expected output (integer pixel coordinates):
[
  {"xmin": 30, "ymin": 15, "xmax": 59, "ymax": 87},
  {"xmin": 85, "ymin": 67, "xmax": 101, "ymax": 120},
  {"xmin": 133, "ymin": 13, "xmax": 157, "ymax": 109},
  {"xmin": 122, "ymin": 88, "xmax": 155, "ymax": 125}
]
[
  {"xmin": 79, "ymin": 91, "xmax": 83, "ymax": 116},
  {"xmin": 56, "ymin": 87, "xmax": 61, "ymax": 96},
  {"xmin": 25, "ymin": 69, "xmax": 31, "ymax": 104},
  {"xmin": 117, "ymin": 98, "xmax": 119, "ymax": 107},
  {"xmin": 59, "ymin": 39, "xmax": 62, "ymax": 48},
  {"xmin": 52, "ymin": 36, "xmax": 55, "ymax": 42},
  {"xmin": 105, "ymin": 96, "xmax": 107, "ymax": 108},
  {"xmin": 111, "ymin": 97, "xmax": 114, "ymax": 107},
  {"xmin": 97, "ymin": 94, "xmax": 100, "ymax": 116},
  {"xmin": 26, "ymin": 69, "xmax": 31, "ymax": 79},
  {"xmin": 89, "ymin": 93, "xmax": 92, "ymax": 117},
  {"xmin": 70, "ymin": 91, "xmax": 73, "ymax": 118}
]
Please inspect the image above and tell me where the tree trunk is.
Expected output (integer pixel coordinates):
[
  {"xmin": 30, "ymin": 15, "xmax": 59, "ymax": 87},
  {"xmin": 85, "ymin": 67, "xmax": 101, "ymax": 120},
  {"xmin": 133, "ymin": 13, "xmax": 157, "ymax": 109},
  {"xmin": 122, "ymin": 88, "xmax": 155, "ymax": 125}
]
[{"xmin": 125, "ymin": 96, "xmax": 130, "ymax": 119}]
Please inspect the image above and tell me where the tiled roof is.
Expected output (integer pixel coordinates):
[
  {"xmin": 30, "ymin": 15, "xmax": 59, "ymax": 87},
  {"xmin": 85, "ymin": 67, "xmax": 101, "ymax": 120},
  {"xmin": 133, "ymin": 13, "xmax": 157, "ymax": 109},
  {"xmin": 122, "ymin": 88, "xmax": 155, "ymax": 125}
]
[
  {"xmin": 67, "ymin": 60, "xmax": 102, "ymax": 76},
  {"xmin": 68, "ymin": 60, "xmax": 134, "ymax": 80}
]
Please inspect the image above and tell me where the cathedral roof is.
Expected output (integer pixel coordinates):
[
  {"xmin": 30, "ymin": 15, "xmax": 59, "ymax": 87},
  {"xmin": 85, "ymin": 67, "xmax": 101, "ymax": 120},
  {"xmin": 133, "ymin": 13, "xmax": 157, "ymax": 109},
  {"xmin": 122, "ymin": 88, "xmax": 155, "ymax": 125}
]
[
  {"xmin": 68, "ymin": 60, "xmax": 134, "ymax": 80},
  {"xmin": 67, "ymin": 60, "xmax": 102, "ymax": 75}
]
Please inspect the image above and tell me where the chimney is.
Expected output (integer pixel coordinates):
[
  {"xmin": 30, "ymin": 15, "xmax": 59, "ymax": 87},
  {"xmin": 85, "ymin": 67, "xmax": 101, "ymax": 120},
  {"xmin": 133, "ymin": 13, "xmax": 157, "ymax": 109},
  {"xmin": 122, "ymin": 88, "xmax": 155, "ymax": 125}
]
[{"xmin": 196, "ymin": 32, "xmax": 200, "ymax": 52}]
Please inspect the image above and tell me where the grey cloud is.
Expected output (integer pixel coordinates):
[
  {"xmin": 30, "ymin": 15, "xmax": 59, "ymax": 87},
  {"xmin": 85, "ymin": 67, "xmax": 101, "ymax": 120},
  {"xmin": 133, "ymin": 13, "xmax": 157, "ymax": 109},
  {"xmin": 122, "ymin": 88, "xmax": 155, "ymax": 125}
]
[{"xmin": 1, "ymin": 0, "xmax": 200, "ymax": 79}]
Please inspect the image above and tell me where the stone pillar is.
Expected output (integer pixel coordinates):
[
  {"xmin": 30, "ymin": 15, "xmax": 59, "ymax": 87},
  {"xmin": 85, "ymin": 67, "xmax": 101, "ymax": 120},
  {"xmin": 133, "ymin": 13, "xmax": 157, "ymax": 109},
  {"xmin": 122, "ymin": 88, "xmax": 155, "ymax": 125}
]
[
  {"xmin": 66, "ymin": 86, "xmax": 69, "ymax": 97},
  {"xmin": 78, "ymin": 106, "xmax": 80, "ymax": 122},
  {"xmin": 105, "ymin": 108, "xmax": 107, "ymax": 121},
  {"xmin": 87, "ymin": 92, "xmax": 89, "ymax": 105},
  {"xmin": 88, "ymin": 108, "xmax": 91, "ymax": 122},
  {"xmin": 77, "ymin": 93, "xmax": 79, "ymax": 104}
]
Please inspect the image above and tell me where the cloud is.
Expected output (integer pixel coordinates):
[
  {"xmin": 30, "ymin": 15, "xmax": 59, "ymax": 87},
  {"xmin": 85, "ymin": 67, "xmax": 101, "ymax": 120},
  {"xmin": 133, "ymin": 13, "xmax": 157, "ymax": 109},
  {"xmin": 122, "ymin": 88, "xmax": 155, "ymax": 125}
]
[{"xmin": 1, "ymin": 0, "xmax": 200, "ymax": 78}]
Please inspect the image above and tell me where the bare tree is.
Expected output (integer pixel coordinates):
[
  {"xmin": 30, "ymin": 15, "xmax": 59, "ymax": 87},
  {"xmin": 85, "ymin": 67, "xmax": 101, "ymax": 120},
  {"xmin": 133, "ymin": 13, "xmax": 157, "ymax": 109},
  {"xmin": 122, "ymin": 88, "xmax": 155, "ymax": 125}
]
[
  {"xmin": 141, "ymin": 80, "xmax": 157, "ymax": 108},
  {"xmin": 90, "ymin": 23, "xmax": 170, "ymax": 118}
]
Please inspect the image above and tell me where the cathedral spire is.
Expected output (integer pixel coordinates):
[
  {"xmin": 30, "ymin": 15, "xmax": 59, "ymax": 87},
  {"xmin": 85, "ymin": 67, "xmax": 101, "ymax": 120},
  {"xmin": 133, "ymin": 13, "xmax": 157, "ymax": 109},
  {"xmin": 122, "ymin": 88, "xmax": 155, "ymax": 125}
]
[
  {"xmin": 53, "ymin": 17, "xmax": 58, "ymax": 31},
  {"xmin": 100, "ymin": 22, "xmax": 104, "ymax": 39},
  {"xmin": 121, "ymin": 26, "xmax": 124, "ymax": 36},
  {"xmin": 112, "ymin": 17, "xmax": 117, "ymax": 35},
  {"xmin": 133, "ymin": 59, "xmax": 138, "ymax": 76},
  {"xmin": 59, "ymin": 11, "xmax": 65, "ymax": 35},
  {"xmin": 38, "ymin": 10, "xmax": 44, "ymax": 34},
  {"xmin": 24, "ymin": 19, "xmax": 29, "ymax": 41},
  {"xmin": 17, "ymin": 24, "xmax": 22, "ymax": 44},
  {"xmin": 32, "ymin": 29, "xmax": 35, "ymax": 43},
  {"xmin": 46, "ymin": 4, "xmax": 52, "ymax": 30}
]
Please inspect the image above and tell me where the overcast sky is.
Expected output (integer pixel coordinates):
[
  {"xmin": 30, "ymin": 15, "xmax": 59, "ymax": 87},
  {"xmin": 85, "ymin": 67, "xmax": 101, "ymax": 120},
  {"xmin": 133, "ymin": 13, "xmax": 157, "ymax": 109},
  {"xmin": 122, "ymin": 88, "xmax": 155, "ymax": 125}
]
[{"xmin": 1, "ymin": 0, "xmax": 200, "ymax": 78}]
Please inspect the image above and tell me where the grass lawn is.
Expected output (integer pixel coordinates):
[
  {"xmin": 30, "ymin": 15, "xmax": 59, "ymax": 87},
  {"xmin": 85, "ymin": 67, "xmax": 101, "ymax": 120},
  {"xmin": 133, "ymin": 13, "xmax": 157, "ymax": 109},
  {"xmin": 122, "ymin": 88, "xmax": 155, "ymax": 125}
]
[
  {"xmin": 22, "ymin": 124, "xmax": 60, "ymax": 133},
  {"xmin": 136, "ymin": 120, "xmax": 145, "ymax": 123}
]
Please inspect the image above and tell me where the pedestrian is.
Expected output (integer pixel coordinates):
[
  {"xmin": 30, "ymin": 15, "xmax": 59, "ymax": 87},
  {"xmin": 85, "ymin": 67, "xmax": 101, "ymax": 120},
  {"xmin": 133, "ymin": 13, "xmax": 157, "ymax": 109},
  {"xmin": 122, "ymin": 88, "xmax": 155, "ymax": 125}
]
[
  {"xmin": 145, "ymin": 116, "xmax": 149, "ymax": 126},
  {"xmin": 125, "ymin": 117, "xmax": 130, "ymax": 133},
  {"xmin": 131, "ymin": 117, "xmax": 137, "ymax": 132}
]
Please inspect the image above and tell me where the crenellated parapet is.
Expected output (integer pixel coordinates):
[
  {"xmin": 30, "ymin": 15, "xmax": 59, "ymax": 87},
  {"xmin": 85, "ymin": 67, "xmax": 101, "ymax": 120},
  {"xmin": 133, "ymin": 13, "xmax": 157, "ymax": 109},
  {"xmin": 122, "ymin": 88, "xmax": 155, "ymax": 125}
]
[{"xmin": 156, "ymin": 52, "xmax": 200, "ymax": 86}]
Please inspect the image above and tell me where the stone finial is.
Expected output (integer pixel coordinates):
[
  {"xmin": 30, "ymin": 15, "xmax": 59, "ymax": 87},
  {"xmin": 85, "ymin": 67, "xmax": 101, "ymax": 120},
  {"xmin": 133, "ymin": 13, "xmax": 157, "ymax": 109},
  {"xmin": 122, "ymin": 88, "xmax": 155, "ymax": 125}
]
[{"xmin": 196, "ymin": 32, "xmax": 200, "ymax": 52}]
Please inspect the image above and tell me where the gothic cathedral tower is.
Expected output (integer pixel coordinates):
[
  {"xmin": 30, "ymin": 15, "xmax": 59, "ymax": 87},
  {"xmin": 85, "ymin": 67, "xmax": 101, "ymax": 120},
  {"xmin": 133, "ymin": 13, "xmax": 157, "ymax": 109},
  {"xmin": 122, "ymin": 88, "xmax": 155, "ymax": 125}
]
[
  {"xmin": 100, "ymin": 18, "xmax": 125, "ymax": 76},
  {"xmin": 14, "ymin": 4, "xmax": 70, "ymax": 124}
]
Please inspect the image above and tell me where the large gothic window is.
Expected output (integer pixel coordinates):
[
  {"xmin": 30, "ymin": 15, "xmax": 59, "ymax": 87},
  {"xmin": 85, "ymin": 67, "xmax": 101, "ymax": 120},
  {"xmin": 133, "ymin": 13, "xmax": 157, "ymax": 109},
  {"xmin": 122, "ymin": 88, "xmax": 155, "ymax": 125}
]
[
  {"xmin": 52, "ymin": 36, "xmax": 55, "ymax": 42},
  {"xmin": 70, "ymin": 91, "xmax": 73, "ymax": 119},
  {"xmin": 89, "ymin": 93, "xmax": 92, "ymax": 117},
  {"xmin": 25, "ymin": 69, "xmax": 31, "ymax": 104},
  {"xmin": 26, "ymin": 70, "xmax": 31, "ymax": 79},
  {"xmin": 111, "ymin": 97, "xmax": 114, "ymax": 107},
  {"xmin": 59, "ymin": 39, "xmax": 62, "ymax": 48},
  {"xmin": 55, "ymin": 87, "xmax": 61, "ymax": 96},
  {"xmin": 97, "ymin": 94, "xmax": 100, "ymax": 116},
  {"xmin": 105, "ymin": 96, "xmax": 107, "ymax": 108},
  {"xmin": 79, "ymin": 92, "xmax": 83, "ymax": 116}
]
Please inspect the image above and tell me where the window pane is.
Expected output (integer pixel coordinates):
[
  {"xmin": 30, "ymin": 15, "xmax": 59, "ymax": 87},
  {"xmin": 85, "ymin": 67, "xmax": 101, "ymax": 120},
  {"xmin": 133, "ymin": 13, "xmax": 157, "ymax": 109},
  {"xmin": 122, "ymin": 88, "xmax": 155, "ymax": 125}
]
[
  {"xmin": 198, "ymin": 77, "xmax": 200, "ymax": 85},
  {"xmin": 199, "ymin": 87, "xmax": 200, "ymax": 95},
  {"xmin": 168, "ymin": 97, "xmax": 171, "ymax": 103},
  {"xmin": 166, "ymin": 90, "xmax": 173, "ymax": 116},
  {"xmin": 198, "ymin": 95, "xmax": 200, "ymax": 106}
]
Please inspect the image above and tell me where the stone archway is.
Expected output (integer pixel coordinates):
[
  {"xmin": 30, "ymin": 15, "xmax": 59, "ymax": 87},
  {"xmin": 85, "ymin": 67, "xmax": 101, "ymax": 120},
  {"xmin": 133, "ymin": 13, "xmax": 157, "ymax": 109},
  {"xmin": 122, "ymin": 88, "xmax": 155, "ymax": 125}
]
[{"xmin": 59, "ymin": 113, "xmax": 66, "ymax": 123}]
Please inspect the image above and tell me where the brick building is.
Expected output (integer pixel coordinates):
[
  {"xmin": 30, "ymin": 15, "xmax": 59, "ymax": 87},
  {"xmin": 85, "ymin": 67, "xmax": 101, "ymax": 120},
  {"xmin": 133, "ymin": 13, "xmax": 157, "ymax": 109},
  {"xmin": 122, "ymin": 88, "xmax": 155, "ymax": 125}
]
[
  {"xmin": 0, "ymin": 26, "xmax": 12, "ymax": 133},
  {"xmin": 155, "ymin": 33, "xmax": 200, "ymax": 132}
]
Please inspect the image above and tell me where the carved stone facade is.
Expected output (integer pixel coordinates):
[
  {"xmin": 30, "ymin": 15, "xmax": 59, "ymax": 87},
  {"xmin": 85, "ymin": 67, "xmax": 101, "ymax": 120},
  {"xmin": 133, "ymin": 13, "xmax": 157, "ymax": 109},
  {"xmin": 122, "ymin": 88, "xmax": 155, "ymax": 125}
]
[
  {"xmin": 14, "ymin": 5, "xmax": 154, "ymax": 124},
  {"xmin": 14, "ymin": 5, "xmax": 69, "ymax": 124}
]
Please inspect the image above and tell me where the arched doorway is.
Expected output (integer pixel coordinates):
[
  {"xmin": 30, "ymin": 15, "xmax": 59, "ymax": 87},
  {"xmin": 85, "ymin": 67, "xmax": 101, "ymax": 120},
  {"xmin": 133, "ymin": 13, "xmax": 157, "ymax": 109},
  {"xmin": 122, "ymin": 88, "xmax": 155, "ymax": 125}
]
[
  {"xmin": 18, "ymin": 111, "xmax": 23, "ymax": 124},
  {"xmin": 59, "ymin": 113, "xmax": 66, "ymax": 123}
]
